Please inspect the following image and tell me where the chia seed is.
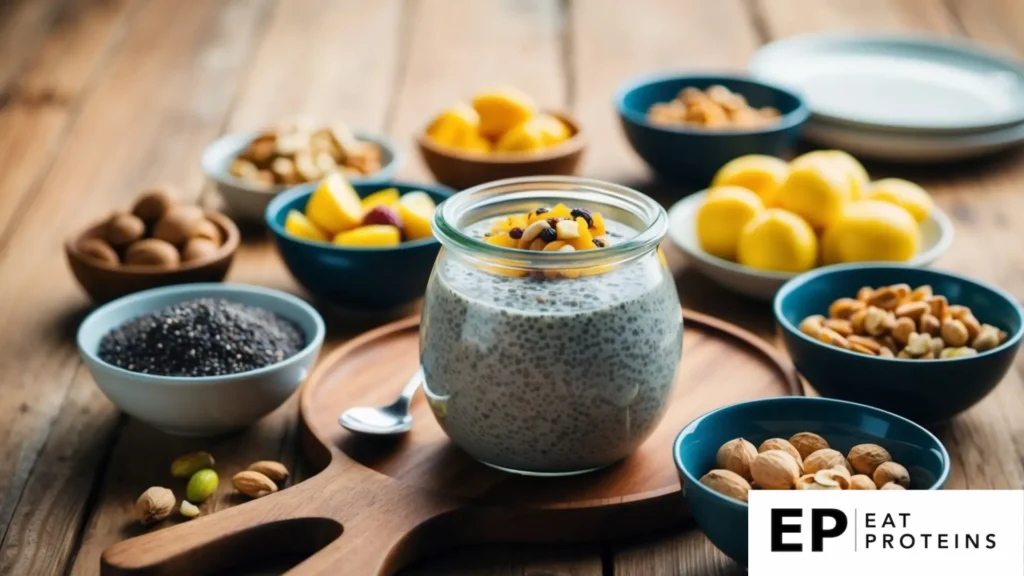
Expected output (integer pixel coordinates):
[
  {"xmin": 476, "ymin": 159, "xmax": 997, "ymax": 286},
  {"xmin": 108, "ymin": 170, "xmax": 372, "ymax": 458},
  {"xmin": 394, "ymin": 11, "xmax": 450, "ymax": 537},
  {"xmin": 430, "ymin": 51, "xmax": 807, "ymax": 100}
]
[{"xmin": 97, "ymin": 298, "xmax": 305, "ymax": 377}]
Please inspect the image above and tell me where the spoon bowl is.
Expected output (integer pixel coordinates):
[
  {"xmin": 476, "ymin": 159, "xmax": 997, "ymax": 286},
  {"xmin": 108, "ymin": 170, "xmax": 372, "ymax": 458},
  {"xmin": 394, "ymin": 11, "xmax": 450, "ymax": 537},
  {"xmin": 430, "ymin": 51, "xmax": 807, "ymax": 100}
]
[{"xmin": 338, "ymin": 369, "xmax": 422, "ymax": 435}]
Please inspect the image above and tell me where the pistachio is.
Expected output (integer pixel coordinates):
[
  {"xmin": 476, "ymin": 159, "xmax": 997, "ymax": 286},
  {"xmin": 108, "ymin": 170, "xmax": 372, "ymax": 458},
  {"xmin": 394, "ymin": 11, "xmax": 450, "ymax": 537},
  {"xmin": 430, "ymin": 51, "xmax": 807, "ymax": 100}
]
[
  {"xmin": 848, "ymin": 444, "xmax": 892, "ymax": 475},
  {"xmin": 716, "ymin": 438, "xmax": 758, "ymax": 481},
  {"xmin": 180, "ymin": 500, "xmax": 201, "ymax": 519},
  {"xmin": 850, "ymin": 474, "xmax": 877, "ymax": 490},
  {"xmin": 186, "ymin": 469, "xmax": 219, "ymax": 503},
  {"xmin": 751, "ymin": 450, "xmax": 801, "ymax": 490},
  {"xmin": 873, "ymin": 461, "xmax": 911, "ymax": 489},
  {"xmin": 134, "ymin": 487, "xmax": 174, "ymax": 525},
  {"xmin": 171, "ymin": 451, "xmax": 215, "ymax": 478},
  {"xmin": 700, "ymin": 469, "xmax": 751, "ymax": 502},
  {"xmin": 247, "ymin": 461, "xmax": 290, "ymax": 484},
  {"xmin": 789, "ymin": 432, "xmax": 829, "ymax": 460},
  {"xmin": 803, "ymin": 449, "xmax": 853, "ymax": 475},
  {"xmin": 233, "ymin": 470, "xmax": 278, "ymax": 498}
]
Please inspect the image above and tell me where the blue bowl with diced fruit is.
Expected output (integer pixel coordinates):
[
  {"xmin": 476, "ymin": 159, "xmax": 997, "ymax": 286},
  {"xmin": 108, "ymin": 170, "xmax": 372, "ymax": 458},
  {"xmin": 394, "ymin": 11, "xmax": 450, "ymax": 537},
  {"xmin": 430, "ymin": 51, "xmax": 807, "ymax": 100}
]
[{"xmin": 266, "ymin": 178, "xmax": 454, "ymax": 310}]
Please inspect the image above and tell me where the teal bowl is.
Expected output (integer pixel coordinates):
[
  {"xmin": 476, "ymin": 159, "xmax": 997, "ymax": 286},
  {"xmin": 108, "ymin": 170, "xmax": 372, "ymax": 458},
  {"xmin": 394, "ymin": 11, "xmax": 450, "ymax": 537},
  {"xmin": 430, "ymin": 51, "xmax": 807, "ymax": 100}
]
[
  {"xmin": 775, "ymin": 264, "xmax": 1023, "ymax": 423},
  {"xmin": 266, "ymin": 181, "xmax": 454, "ymax": 310},
  {"xmin": 614, "ymin": 73, "xmax": 808, "ymax": 186},
  {"xmin": 673, "ymin": 396, "xmax": 950, "ymax": 567}
]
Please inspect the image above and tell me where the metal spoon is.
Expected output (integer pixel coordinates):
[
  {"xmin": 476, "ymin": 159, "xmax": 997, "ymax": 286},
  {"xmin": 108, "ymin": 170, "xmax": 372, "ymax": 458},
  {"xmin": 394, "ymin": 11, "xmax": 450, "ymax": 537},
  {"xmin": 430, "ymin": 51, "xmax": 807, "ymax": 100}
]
[{"xmin": 338, "ymin": 368, "xmax": 423, "ymax": 435}]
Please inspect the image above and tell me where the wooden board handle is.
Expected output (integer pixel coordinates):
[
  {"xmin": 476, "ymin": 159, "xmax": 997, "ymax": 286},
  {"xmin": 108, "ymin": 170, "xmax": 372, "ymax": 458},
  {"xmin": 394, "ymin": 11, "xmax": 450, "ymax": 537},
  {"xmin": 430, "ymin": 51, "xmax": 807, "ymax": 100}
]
[{"xmin": 101, "ymin": 473, "xmax": 342, "ymax": 575}]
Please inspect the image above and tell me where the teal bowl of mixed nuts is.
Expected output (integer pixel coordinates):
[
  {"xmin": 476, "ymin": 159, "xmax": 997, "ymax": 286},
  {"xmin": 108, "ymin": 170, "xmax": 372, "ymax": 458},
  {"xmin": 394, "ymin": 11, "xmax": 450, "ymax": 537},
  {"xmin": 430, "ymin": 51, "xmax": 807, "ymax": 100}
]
[{"xmin": 775, "ymin": 263, "xmax": 1023, "ymax": 423}]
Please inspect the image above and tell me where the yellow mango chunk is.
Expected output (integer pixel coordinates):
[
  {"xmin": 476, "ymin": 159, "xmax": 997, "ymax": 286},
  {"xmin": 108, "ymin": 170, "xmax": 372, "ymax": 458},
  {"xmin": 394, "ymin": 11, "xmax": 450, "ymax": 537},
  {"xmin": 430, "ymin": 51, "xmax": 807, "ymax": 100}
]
[
  {"xmin": 472, "ymin": 88, "xmax": 536, "ymax": 138},
  {"xmin": 543, "ymin": 240, "xmax": 568, "ymax": 251},
  {"xmin": 284, "ymin": 209, "xmax": 327, "ymax": 242},
  {"xmin": 495, "ymin": 120, "xmax": 546, "ymax": 152},
  {"xmin": 426, "ymin": 103, "xmax": 481, "ymax": 148},
  {"xmin": 507, "ymin": 214, "xmax": 528, "ymax": 230},
  {"xmin": 484, "ymin": 233, "xmax": 517, "ymax": 248},
  {"xmin": 591, "ymin": 212, "xmax": 606, "ymax": 236},
  {"xmin": 549, "ymin": 203, "xmax": 572, "ymax": 219},
  {"xmin": 305, "ymin": 173, "xmax": 363, "ymax": 234},
  {"xmin": 534, "ymin": 114, "xmax": 571, "ymax": 145},
  {"xmin": 460, "ymin": 132, "xmax": 492, "ymax": 153},
  {"xmin": 360, "ymin": 187, "xmax": 400, "ymax": 210},
  {"xmin": 529, "ymin": 238, "xmax": 546, "ymax": 251},
  {"xmin": 567, "ymin": 216, "xmax": 596, "ymax": 250},
  {"xmin": 333, "ymin": 225, "xmax": 401, "ymax": 247},
  {"xmin": 396, "ymin": 191, "xmax": 436, "ymax": 240}
]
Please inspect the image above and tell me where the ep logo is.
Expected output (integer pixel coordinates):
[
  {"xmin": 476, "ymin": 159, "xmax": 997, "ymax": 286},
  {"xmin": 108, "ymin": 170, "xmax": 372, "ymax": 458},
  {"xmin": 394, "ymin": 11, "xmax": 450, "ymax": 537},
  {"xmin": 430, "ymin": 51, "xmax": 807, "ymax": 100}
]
[{"xmin": 771, "ymin": 508, "xmax": 848, "ymax": 552}]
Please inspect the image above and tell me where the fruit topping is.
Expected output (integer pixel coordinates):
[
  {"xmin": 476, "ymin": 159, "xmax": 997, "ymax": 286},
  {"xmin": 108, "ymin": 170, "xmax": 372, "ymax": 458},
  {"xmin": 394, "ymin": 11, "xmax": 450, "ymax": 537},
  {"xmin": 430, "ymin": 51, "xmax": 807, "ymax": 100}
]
[
  {"xmin": 481, "ymin": 205, "xmax": 610, "ymax": 254},
  {"xmin": 540, "ymin": 227, "xmax": 558, "ymax": 242},
  {"xmin": 282, "ymin": 173, "xmax": 437, "ymax": 246}
]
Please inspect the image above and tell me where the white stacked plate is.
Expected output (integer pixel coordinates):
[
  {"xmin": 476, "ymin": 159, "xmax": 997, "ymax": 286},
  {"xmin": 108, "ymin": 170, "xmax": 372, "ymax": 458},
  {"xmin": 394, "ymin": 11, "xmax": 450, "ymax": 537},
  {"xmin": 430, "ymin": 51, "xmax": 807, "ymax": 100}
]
[{"xmin": 749, "ymin": 34, "xmax": 1024, "ymax": 162}]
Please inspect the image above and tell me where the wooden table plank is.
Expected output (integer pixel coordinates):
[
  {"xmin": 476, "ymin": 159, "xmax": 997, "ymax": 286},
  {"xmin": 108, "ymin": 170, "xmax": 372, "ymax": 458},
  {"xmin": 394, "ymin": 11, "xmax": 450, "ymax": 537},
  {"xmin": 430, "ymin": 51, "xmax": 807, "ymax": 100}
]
[
  {"xmin": 946, "ymin": 0, "xmax": 1024, "ymax": 55},
  {"xmin": 0, "ymin": 1, "xmax": 274, "ymax": 574},
  {"xmin": 0, "ymin": 0, "xmax": 135, "ymax": 247}
]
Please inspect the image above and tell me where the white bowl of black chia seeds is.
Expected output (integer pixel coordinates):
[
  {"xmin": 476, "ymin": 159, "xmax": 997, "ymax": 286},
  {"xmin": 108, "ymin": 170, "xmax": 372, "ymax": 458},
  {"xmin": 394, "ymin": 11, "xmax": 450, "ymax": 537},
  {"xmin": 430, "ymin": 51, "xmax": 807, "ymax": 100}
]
[{"xmin": 77, "ymin": 283, "xmax": 325, "ymax": 436}]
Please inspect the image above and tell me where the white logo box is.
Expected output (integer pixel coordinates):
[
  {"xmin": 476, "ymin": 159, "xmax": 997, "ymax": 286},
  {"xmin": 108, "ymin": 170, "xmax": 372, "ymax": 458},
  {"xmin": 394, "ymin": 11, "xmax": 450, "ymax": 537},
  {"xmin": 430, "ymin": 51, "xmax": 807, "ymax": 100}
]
[{"xmin": 749, "ymin": 490, "xmax": 1024, "ymax": 575}]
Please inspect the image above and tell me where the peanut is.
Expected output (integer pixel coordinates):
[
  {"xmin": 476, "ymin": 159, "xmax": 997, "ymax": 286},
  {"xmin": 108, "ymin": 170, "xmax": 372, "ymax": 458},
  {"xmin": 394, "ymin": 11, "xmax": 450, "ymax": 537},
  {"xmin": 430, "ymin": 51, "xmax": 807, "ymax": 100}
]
[
  {"xmin": 824, "ymin": 318, "xmax": 853, "ymax": 337},
  {"xmin": 891, "ymin": 317, "xmax": 916, "ymax": 346},
  {"xmin": 940, "ymin": 319, "xmax": 969, "ymax": 347},
  {"xmin": 919, "ymin": 313, "xmax": 941, "ymax": 336},
  {"xmin": 867, "ymin": 287, "xmax": 900, "ymax": 311},
  {"xmin": 829, "ymin": 298, "xmax": 864, "ymax": 320}
]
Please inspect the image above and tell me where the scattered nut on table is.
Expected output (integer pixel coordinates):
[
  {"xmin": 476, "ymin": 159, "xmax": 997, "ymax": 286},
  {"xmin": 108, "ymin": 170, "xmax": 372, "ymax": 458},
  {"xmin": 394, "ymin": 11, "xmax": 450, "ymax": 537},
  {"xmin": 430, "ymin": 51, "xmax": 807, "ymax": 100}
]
[
  {"xmin": 134, "ymin": 486, "xmax": 175, "ymax": 525},
  {"xmin": 246, "ymin": 460, "xmax": 290, "ymax": 484},
  {"xmin": 800, "ymin": 284, "xmax": 1008, "ymax": 359},
  {"xmin": 233, "ymin": 470, "xmax": 278, "ymax": 499},
  {"xmin": 700, "ymin": 433, "xmax": 913, "ymax": 500}
]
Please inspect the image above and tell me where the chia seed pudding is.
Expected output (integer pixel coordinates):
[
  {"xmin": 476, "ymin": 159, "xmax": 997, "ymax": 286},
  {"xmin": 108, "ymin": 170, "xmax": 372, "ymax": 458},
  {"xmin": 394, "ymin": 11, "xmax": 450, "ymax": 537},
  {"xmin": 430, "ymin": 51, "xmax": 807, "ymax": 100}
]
[
  {"xmin": 98, "ymin": 298, "xmax": 305, "ymax": 377},
  {"xmin": 421, "ymin": 215, "xmax": 683, "ymax": 475}
]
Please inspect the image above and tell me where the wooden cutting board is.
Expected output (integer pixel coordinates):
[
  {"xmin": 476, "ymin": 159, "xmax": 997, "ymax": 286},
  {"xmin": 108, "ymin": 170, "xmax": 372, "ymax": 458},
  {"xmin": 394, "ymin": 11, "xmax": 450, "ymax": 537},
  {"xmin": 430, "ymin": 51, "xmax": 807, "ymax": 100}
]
[{"xmin": 101, "ymin": 310, "xmax": 800, "ymax": 575}]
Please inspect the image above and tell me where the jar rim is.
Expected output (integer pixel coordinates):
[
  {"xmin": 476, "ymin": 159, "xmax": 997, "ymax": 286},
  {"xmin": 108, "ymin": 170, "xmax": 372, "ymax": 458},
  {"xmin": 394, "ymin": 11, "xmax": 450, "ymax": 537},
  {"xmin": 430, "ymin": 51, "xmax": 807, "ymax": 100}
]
[{"xmin": 432, "ymin": 176, "xmax": 668, "ymax": 271}]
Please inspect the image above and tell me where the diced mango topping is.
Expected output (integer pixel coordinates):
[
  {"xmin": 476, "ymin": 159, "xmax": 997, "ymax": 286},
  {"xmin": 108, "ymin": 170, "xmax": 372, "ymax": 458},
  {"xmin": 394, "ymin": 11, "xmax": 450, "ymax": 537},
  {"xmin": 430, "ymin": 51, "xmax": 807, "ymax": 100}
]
[
  {"xmin": 481, "ymin": 205, "xmax": 610, "ymax": 253},
  {"xmin": 283, "ymin": 173, "xmax": 437, "ymax": 247}
]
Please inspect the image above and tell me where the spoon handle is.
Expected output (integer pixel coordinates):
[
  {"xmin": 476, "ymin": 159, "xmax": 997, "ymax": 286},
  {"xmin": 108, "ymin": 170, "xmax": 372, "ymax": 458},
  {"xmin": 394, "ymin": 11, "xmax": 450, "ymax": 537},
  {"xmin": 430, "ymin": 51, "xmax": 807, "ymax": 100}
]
[{"xmin": 399, "ymin": 367, "xmax": 424, "ymax": 404}]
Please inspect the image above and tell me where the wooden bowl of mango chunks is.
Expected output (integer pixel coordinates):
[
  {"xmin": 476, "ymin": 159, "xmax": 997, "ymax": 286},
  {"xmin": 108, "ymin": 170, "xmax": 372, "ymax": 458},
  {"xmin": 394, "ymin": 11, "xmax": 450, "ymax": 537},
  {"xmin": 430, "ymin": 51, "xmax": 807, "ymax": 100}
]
[{"xmin": 417, "ymin": 103, "xmax": 586, "ymax": 190}]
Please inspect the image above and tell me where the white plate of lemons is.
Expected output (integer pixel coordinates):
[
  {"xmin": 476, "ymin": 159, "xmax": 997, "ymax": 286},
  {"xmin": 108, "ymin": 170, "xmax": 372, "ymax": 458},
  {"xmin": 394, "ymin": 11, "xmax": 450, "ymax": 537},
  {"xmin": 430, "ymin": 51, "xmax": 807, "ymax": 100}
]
[{"xmin": 667, "ymin": 150, "xmax": 954, "ymax": 300}]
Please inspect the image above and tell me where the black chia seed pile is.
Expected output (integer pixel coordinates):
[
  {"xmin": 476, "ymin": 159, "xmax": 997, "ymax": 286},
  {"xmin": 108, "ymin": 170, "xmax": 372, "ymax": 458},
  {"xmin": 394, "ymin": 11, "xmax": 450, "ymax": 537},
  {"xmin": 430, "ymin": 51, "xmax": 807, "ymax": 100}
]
[{"xmin": 98, "ymin": 298, "xmax": 305, "ymax": 377}]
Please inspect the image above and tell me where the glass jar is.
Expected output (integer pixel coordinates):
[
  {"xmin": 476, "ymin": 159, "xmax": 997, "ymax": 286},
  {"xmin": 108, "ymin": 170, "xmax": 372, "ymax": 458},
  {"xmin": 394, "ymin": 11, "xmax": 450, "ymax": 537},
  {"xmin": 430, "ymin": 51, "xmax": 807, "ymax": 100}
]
[{"xmin": 420, "ymin": 177, "xmax": 683, "ymax": 476}]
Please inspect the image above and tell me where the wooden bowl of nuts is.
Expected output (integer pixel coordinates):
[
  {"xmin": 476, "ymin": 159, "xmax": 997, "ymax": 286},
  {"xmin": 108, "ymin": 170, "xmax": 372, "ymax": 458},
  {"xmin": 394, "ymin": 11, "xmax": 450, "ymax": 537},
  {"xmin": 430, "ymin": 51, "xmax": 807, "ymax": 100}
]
[
  {"xmin": 202, "ymin": 120, "xmax": 401, "ymax": 222},
  {"xmin": 66, "ymin": 186, "xmax": 240, "ymax": 303},
  {"xmin": 673, "ymin": 396, "xmax": 950, "ymax": 566},
  {"xmin": 775, "ymin": 263, "xmax": 1024, "ymax": 423}
]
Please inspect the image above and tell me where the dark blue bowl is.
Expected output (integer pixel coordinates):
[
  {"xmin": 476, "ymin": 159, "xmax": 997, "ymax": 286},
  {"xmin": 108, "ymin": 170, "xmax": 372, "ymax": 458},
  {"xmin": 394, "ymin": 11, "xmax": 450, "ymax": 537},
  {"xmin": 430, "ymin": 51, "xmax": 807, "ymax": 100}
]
[
  {"xmin": 775, "ymin": 264, "xmax": 1023, "ymax": 423},
  {"xmin": 614, "ymin": 73, "xmax": 808, "ymax": 186},
  {"xmin": 674, "ymin": 396, "xmax": 950, "ymax": 567},
  {"xmin": 266, "ymin": 181, "xmax": 454, "ymax": 310}
]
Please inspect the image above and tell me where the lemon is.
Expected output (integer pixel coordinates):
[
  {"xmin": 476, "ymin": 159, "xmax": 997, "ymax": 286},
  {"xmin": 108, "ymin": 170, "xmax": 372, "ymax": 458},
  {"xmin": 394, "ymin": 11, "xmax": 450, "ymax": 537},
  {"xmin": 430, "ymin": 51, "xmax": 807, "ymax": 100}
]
[
  {"xmin": 737, "ymin": 209, "xmax": 818, "ymax": 272},
  {"xmin": 711, "ymin": 155, "xmax": 789, "ymax": 204},
  {"xmin": 865, "ymin": 178, "xmax": 933, "ymax": 223},
  {"xmin": 791, "ymin": 150, "xmax": 870, "ymax": 199},
  {"xmin": 775, "ymin": 155, "xmax": 854, "ymax": 229},
  {"xmin": 426, "ymin": 103, "xmax": 481, "ymax": 149},
  {"xmin": 821, "ymin": 200, "xmax": 920, "ymax": 264},
  {"xmin": 495, "ymin": 119, "xmax": 547, "ymax": 152},
  {"xmin": 696, "ymin": 187, "xmax": 764, "ymax": 261},
  {"xmin": 472, "ymin": 88, "xmax": 536, "ymax": 138}
]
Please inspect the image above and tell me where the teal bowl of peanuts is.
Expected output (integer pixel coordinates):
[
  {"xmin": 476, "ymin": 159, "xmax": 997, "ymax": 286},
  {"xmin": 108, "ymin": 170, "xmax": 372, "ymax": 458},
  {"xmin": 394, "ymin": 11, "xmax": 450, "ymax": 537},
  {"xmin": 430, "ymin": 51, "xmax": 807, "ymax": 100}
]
[{"xmin": 775, "ymin": 263, "xmax": 1024, "ymax": 423}]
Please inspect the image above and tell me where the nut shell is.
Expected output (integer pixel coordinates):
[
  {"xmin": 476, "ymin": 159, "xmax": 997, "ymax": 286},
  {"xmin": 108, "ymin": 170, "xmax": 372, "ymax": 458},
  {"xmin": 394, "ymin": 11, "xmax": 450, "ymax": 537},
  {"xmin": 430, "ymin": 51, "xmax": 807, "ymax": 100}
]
[
  {"xmin": 850, "ymin": 474, "xmax": 877, "ymax": 490},
  {"xmin": 847, "ymin": 444, "xmax": 892, "ymax": 475},
  {"xmin": 758, "ymin": 438, "xmax": 803, "ymax": 470},
  {"xmin": 700, "ymin": 469, "xmax": 751, "ymax": 502},
  {"xmin": 751, "ymin": 450, "xmax": 801, "ymax": 490},
  {"xmin": 131, "ymin": 186, "xmax": 176, "ymax": 222},
  {"xmin": 182, "ymin": 237, "xmax": 220, "ymax": 263},
  {"xmin": 803, "ymin": 448, "xmax": 853, "ymax": 475},
  {"xmin": 77, "ymin": 238, "xmax": 120, "ymax": 265},
  {"xmin": 873, "ymin": 461, "xmax": 910, "ymax": 489},
  {"xmin": 125, "ymin": 238, "xmax": 180, "ymax": 267},
  {"xmin": 106, "ymin": 213, "xmax": 146, "ymax": 246},
  {"xmin": 789, "ymin": 432, "xmax": 829, "ymax": 460},
  {"xmin": 192, "ymin": 219, "xmax": 223, "ymax": 245},
  {"xmin": 134, "ymin": 486, "xmax": 174, "ymax": 525},
  {"xmin": 716, "ymin": 438, "xmax": 758, "ymax": 481},
  {"xmin": 153, "ymin": 205, "xmax": 204, "ymax": 246}
]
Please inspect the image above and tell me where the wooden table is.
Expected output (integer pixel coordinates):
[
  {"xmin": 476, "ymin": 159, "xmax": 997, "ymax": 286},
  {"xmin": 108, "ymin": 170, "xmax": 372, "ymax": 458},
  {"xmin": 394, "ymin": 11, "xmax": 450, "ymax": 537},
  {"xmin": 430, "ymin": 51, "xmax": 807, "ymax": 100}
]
[{"xmin": 1, "ymin": 0, "xmax": 1022, "ymax": 574}]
